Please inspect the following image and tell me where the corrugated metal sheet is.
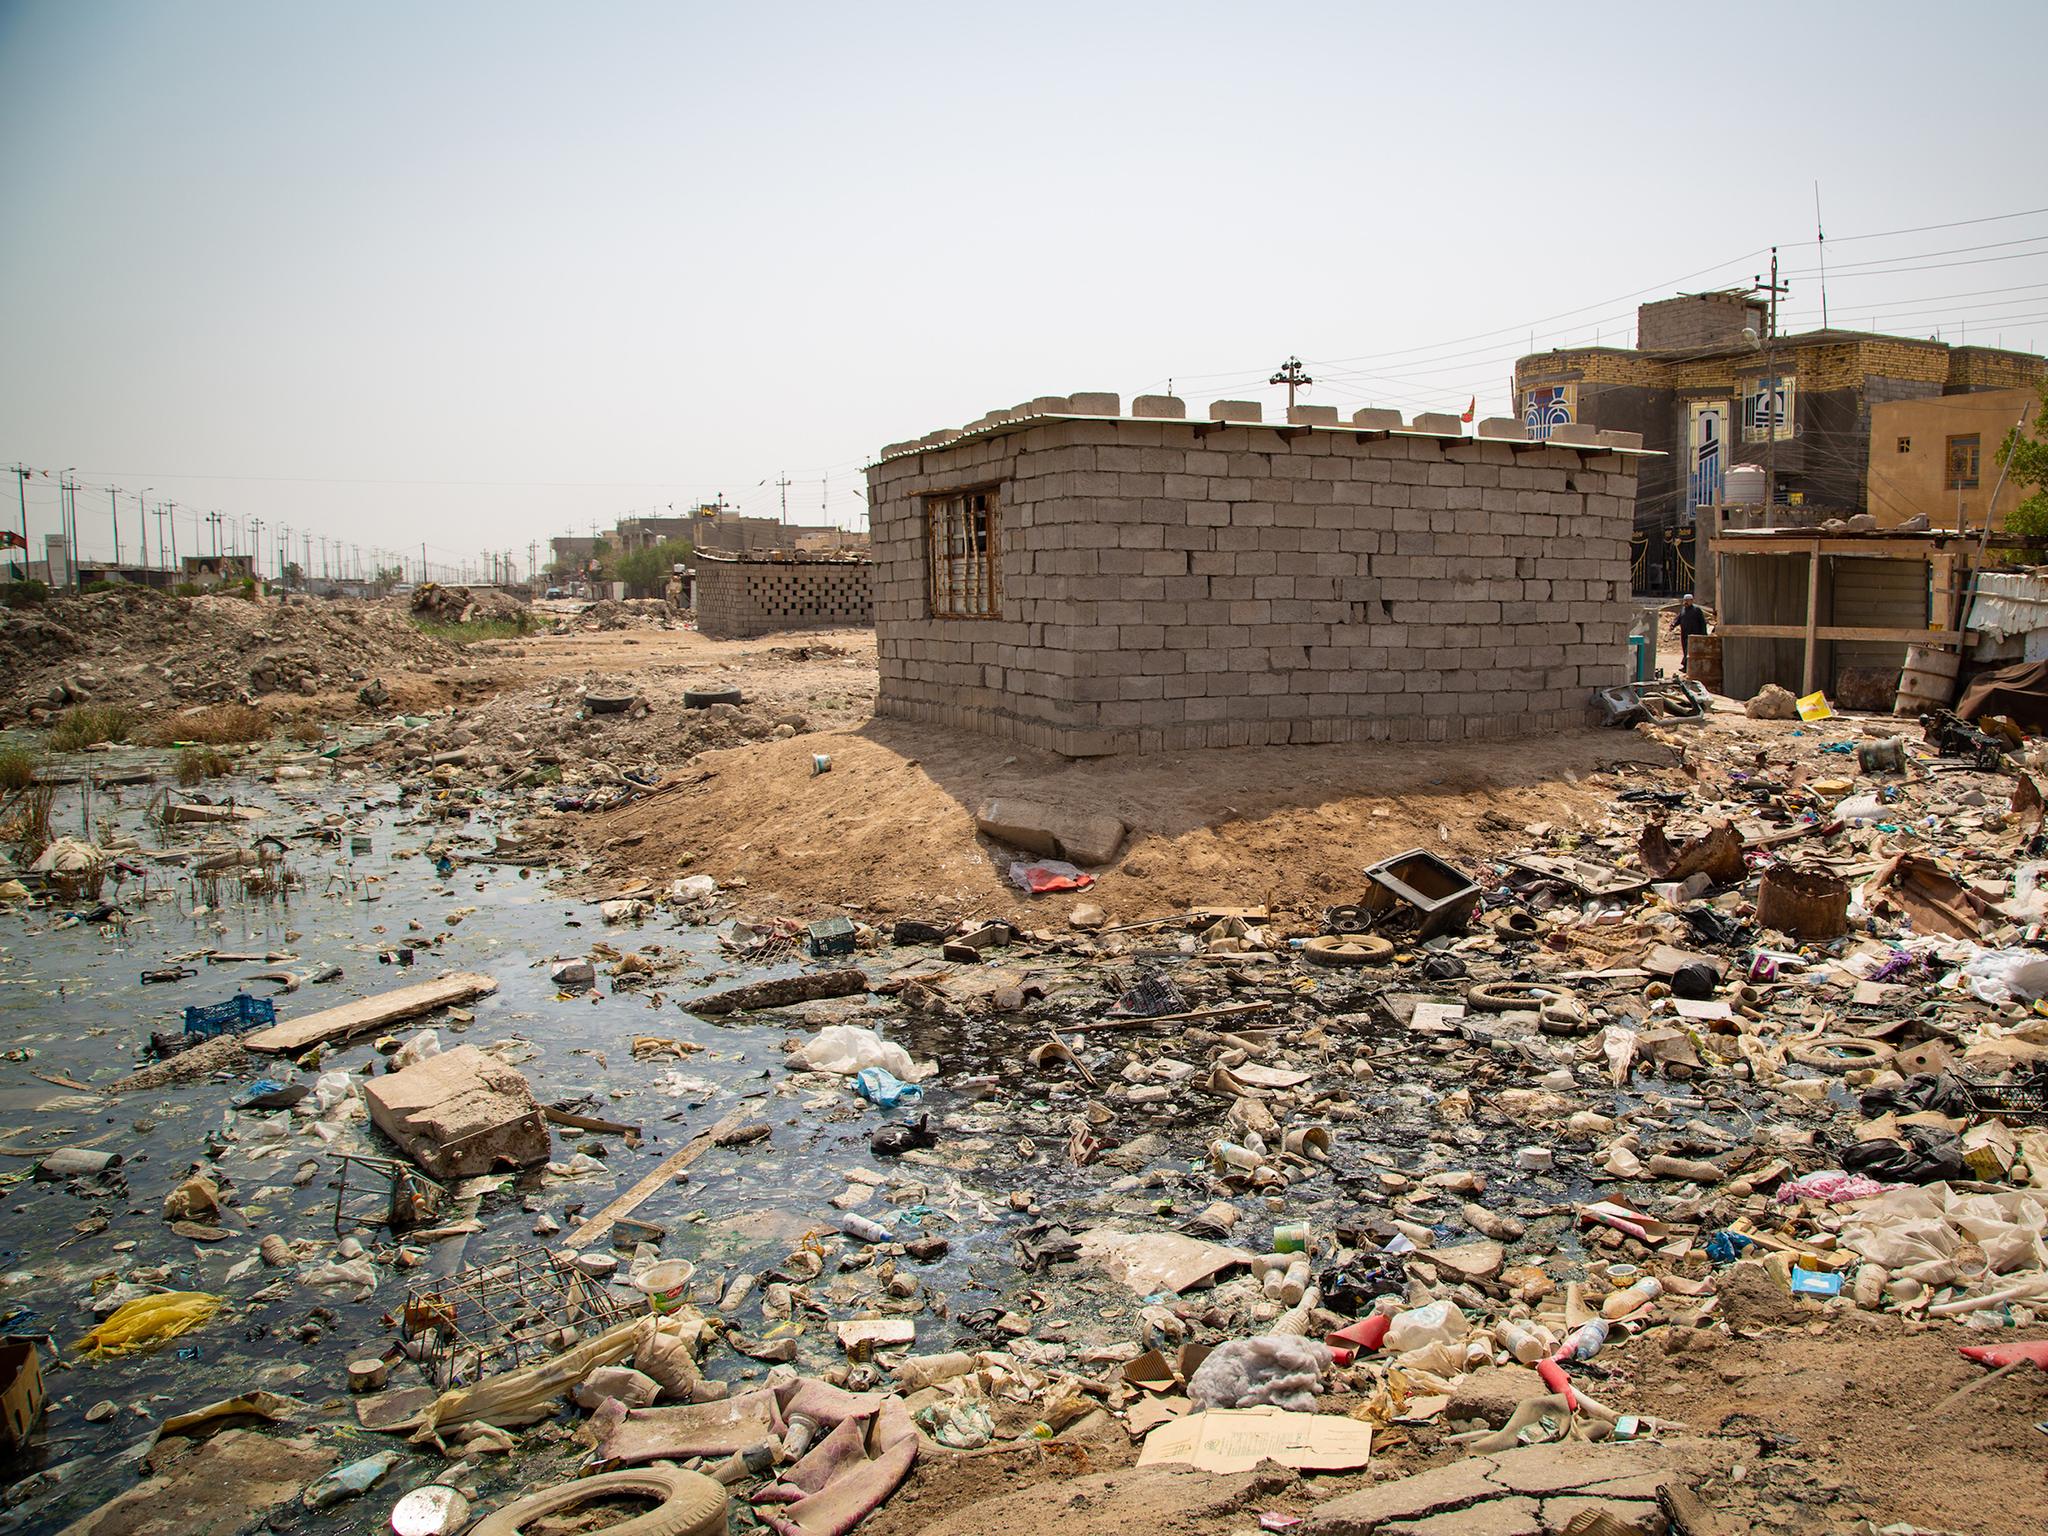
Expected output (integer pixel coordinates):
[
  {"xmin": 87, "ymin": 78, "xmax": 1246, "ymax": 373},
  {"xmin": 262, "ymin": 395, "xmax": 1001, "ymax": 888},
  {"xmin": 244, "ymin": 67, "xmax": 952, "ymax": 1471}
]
[{"xmin": 1830, "ymin": 556, "xmax": 1927, "ymax": 688}]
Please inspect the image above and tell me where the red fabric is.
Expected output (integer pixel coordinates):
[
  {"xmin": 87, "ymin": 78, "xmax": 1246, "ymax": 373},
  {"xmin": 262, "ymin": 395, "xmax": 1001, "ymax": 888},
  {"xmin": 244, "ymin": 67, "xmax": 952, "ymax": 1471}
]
[
  {"xmin": 1018, "ymin": 866, "xmax": 1093, "ymax": 893},
  {"xmin": 1460, "ymin": 397, "xmax": 1475, "ymax": 423},
  {"xmin": 1958, "ymin": 1341, "xmax": 2048, "ymax": 1371}
]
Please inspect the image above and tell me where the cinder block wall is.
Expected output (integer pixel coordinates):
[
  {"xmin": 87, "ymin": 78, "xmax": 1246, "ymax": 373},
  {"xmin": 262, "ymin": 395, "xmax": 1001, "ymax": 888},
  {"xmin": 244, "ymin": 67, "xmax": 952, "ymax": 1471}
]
[
  {"xmin": 695, "ymin": 557, "xmax": 873, "ymax": 640},
  {"xmin": 866, "ymin": 397, "xmax": 1643, "ymax": 756}
]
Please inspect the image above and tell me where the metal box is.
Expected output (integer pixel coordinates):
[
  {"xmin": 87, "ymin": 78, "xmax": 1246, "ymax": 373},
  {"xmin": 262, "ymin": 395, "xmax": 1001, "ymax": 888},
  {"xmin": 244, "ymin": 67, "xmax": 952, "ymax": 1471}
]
[
  {"xmin": 1361, "ymin": 849, "xmax": 1481, "ymax": 940},
  {"xmin": 806, "ymin": 917, "xmax": 858, "ymax": 958}
]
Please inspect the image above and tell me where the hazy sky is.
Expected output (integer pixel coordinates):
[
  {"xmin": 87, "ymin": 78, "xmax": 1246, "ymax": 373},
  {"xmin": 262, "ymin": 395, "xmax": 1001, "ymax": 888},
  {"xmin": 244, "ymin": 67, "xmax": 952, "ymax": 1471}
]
[{"xmin": 3, "ymin": 1, "xmax": 2045, "ymax": 576}]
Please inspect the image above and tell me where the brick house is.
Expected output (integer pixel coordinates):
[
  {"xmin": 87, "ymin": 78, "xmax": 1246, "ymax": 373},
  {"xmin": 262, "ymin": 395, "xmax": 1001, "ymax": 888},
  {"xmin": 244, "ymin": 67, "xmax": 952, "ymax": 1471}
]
[
  {"xmin": 865, "ymin": 393, "xmax": 1645, "ymax": 757},
  {"xmin": 1514, "ymin": 293, "xmax": 2045, "ymax": 590}
]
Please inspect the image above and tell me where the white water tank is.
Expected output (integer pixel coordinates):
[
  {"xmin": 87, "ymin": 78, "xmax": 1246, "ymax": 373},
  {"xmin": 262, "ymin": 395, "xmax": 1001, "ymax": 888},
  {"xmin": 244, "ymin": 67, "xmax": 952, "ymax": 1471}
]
[{"xmin": 1724, "ymin": 464, "xmax": 1767, "ymax": 506}]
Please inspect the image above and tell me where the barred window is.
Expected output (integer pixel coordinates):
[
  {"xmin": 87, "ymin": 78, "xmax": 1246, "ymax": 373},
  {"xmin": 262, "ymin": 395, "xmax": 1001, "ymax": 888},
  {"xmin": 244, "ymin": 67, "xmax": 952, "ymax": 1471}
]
[{"xmin": 926, "ymin": 489, "xmax": 999, "ymax": 618}]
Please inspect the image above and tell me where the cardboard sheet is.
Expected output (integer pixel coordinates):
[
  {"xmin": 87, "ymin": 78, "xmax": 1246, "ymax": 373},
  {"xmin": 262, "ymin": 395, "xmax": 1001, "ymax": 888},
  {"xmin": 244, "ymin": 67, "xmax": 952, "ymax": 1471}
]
[{"xmin": 1136, "ymin": 1407, "xmax": 1371, "ymax": 1474}]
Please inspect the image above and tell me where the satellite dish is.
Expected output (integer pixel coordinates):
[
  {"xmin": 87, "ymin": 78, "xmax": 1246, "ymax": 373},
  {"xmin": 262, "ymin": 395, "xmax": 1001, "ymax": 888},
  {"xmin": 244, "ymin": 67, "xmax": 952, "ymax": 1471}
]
[{"xmin": 1740, "ymin": 327, "xmax": 1760, "ymax": 349}]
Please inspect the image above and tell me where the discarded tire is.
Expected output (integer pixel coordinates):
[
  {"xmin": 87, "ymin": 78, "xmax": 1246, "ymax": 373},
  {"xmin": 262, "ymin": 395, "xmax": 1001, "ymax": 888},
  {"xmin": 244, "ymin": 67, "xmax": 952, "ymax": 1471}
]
[
  {"xmin": 1789, "ymin": 1036, "xmax": 1894, "ymax": 1073},
  {"xmin": 1464, "ymin": 980, "xmax": 1566, "ymax": 1013},
  {"xmin": 682, "ymin": 687, "xmax": 743, "ymax": 709},
  {"xmin": 471, "ymin": 1468, "xmax": 727, "ymax": 1536},
  {"xmin": 1300, "ymin": 934, "xmax": 1394, "ymax": 967}
]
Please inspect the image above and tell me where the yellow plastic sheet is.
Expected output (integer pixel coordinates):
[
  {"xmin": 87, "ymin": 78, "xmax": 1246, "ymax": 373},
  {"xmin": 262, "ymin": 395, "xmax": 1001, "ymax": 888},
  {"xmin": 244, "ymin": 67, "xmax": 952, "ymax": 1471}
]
[{"xmin": 75, "ymin": 1291, "xmax": 224, "ymax": 1359}]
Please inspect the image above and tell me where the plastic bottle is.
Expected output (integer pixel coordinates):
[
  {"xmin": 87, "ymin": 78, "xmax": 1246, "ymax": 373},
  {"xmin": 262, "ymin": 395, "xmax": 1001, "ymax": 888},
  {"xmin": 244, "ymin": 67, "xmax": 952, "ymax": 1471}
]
[
  {"xmin": 1492, "ymin": 1319, "xmax": 1549, "ymax": 1365},
  {"xmin": 894, "ymin": 1351, "xmax": 974, "ymax": 1392},
  {"xmin": 1384, "ymin": 1299, "xmax": 1465, "ymax": 1353},
  {"xmin": 1277, "ymin": 1258, "xmax": 1310, "ymax": 1306},
  {"xmin": 303, "ymin": 1451, "xmax": 399, "ymax": 1509},
  {"xmin": 837, "ymin": 1212, "xmax": 892, "ymax": 1244},
  {"xmin": 1555, "ymin": 1317, "xmax": 1610, "ymax": 1362},
  {"xmin": 782, "ymin": 1411, "xmax": 823, "ymax": 1460},
  {"xmin": 1601, "ymin": 1276, "xmax": 1664, "ymax": 1320}
]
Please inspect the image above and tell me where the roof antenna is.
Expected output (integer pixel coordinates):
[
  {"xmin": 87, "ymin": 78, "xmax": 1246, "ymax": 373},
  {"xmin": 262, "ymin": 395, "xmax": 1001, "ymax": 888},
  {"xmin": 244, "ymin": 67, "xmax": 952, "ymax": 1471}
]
[{"xmin": 1814, "ymin": 181, "xmax": 1828, "ymax": 330}]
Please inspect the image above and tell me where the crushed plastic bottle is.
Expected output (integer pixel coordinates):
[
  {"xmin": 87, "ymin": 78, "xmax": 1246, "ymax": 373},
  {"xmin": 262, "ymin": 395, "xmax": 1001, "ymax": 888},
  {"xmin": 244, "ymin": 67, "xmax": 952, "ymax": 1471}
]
[{"xmin": 303, "ymin": 1450, "xmax": 399, "ymax": 1509}]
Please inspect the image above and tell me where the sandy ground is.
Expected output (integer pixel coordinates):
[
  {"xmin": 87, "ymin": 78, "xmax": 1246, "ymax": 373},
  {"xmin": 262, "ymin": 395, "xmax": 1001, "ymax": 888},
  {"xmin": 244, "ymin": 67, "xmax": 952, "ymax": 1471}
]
[
  {"xmin": 863, "ymin": 1315, "xmax": 2048, "ymax": 1536},
  {"xmin": 573, "ymin": 721, "xmax": 1679, "ymax": 923}
]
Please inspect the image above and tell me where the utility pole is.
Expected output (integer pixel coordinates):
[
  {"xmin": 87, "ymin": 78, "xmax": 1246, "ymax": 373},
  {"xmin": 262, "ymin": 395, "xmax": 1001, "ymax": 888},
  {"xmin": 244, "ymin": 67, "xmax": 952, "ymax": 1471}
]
[
  {"xmin": 60, "ymin": 470, "xmax": 77, "ymax": 589},
  {"xmin": 8, "ymin": 465, "xmax": 26, "ymax": 582},
  {"xmin": 164, "ymin": 502, "xmax": 180, "ymax": 573},
  {"xmin": 777, "ymin": 472, "xmax": 790, "ymax": 531},
  {"xmin": 206, "ymin": 509, "xmax": 222, "ymax": 557},
  {"xmin": 1270, "ymin": 356, "xmax": 1313, "ymax": 413},
  {"xmin": 109, "ymin": 487, "xmax": 120, "ymax": 567},
  {"xmin": 138, "ymin": 489, "xmax": 153, "ymax": 569},
  {"xmin": 1752, "ymin": 249, "xmax": 1790, "ymax": 510}
]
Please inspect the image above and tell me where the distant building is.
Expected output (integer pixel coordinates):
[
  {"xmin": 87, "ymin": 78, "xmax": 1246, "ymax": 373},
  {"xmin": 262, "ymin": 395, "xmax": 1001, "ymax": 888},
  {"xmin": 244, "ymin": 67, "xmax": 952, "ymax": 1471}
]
[
  {"xmin": 609, "ymin": 515, "xmax": 694, "ymax": 553},
  {"xmin": 549, "ymin": 535, "xmax": 604, "ymax": 574},
  {"xmin": 1867, "ymin": 386, "xmax": 2042, "ymax": 531},
  {"xmin": 1514, "ymin": 293, "xmax": 2045, "ymax": 590}
]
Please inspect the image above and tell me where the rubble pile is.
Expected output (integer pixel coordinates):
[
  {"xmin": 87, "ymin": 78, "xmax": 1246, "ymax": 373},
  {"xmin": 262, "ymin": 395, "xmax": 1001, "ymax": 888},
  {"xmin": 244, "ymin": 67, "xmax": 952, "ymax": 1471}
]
[
  {"xmin": 551, "ymin": 596, "xmax": 674, "ymax": 632},
  {"xmin": 361, "ymin": 671, "xmax": 815, "ymax": 787},
  {"xmin": 0, "ymin": 587, "xmax": 456, "ymax": 715},
  {"xmin": 405, "ymin": 582, "xmax": 527, "ymax": 626}
]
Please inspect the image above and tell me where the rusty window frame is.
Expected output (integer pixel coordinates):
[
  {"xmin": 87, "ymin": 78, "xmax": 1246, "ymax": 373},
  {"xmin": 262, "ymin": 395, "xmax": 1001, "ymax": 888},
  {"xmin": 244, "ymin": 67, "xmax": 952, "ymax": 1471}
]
[{"xmin": 926, "ymin": 488, "xmax": 1000, "ymax": 618}]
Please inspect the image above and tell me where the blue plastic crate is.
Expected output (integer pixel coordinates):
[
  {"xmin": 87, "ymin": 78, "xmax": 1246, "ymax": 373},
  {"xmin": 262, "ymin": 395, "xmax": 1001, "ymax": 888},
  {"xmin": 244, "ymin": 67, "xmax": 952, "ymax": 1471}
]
[{"xmin": 182, "ymin": 993, "xmax": 277, "ymax": 1039}]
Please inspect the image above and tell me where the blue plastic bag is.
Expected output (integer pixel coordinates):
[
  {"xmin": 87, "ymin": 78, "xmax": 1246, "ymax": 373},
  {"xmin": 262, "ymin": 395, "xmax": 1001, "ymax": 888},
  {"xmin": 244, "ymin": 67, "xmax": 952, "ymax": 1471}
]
[{"xmin": 854, "ymin": 1067, "xmax": 923, "ymax": 1107}]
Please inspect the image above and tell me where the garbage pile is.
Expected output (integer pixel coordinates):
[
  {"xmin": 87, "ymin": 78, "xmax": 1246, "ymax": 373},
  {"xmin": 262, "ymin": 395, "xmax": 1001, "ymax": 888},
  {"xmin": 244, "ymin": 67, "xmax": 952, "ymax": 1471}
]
[
  {"xmin": 0, "ymin": 586, "xmax": 456, "ymax": 716},
  {"xmin": 11, "ymin": 690, "xmax": 2048, "ymax": 1535}
]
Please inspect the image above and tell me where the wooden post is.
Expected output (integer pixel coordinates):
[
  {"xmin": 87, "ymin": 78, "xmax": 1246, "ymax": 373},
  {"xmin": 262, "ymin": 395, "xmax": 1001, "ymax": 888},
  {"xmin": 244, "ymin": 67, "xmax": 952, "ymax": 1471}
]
[{"xmin": 1800, "ymin": 547, "xmax": 1822, "ymax": 697}]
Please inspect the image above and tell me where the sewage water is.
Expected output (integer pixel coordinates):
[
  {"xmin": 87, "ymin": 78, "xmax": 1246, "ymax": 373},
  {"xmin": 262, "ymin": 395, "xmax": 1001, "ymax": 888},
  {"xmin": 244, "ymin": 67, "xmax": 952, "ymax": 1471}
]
[{"xmin": 0, "ymin": 745, "xmax": 1010, "ymax": 1531}]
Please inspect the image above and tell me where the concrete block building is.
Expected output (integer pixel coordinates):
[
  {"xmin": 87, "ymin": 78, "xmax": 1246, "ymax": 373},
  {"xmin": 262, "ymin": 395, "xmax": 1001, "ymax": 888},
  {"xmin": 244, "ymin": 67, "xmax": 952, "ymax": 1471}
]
[
  {"xmin": 865, "ymin": 393, "xmax": 1646, "ymax": 757},
  {"xmin": 694, "ymin": 552, "xmax": 873, "ymax": 640}
]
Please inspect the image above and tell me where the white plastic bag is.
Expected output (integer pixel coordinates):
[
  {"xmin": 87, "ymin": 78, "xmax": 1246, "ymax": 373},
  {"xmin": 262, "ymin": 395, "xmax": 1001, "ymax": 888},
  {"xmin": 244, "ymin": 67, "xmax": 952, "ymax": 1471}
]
[
  {"xmin": 797, "ymin": 1025, "xmax": 932, "ymax": 1082},
  {"xmin": 1961, "ymin": 948, "xmax": 2048, "ymax": 1007},
  {"xmin": 1384, "ymin": 1298, "xmax": 1465, "ymax": 1353},
  {"xmin": 391, "ymin": 1029, "xmax": 441, "ymax": 1070}
]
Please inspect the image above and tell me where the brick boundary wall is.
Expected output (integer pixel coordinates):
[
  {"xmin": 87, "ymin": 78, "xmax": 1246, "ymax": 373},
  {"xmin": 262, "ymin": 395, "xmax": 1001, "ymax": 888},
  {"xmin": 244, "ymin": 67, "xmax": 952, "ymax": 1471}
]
[
  {"xmin": 865, "ymin": 394, "xmax": 1646, "ymax": 757},
  {"xmin": 694, "ymin": 556, "xmax": 873, "ymax": 640}
]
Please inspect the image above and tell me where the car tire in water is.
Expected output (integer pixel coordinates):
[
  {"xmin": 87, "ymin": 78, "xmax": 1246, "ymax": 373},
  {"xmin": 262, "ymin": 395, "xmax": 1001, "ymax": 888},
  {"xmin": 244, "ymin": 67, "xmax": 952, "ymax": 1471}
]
[{"xmin": 471, "ymin": 1468, "xmax": 728, "ymax": 1536}]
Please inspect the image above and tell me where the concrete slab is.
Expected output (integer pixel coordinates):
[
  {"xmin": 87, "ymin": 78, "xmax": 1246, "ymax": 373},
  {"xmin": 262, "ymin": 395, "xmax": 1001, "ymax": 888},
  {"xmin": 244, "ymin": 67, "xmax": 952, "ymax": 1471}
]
[
  {"xmin": 975, "ymin": 797, "xmax": 1126, "ymax": 867},
  {"xmin": 1446, "ymin": 1365, "xmax": 1545, "ymax": 1428},
  {"xmin": 364, "ymin": 1043, "xmax": 550, "ymax": 1180},
  {"xmin": 1383, "ymin": 1498, "xmax": 1543, "ymax": 1536},
  {"xmin": 1306, "ymin": 1441, "xmax": 1684, "ymax": 1535}
]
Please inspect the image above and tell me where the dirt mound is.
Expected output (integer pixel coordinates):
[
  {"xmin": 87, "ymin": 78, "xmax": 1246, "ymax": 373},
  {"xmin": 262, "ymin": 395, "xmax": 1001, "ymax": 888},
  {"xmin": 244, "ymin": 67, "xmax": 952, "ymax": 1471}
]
[
  {"xmin": 571, "ymin": 721, "xmax": 1673, "ymax": 921},
  {"xmin": 368, "ymin": 671, "xmax": 816, "ymax": 780},
  {"xmin": 0, "ymin": 587, "xmax": 456, "ymax": 717}
]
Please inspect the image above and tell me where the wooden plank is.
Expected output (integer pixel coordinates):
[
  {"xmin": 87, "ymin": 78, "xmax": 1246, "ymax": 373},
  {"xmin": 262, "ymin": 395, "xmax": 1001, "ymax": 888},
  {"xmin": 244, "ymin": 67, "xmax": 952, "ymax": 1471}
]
[
  {"xmin": 1716, "ymin": 624, "xmax": 1965, "ymax": 644},
  {"xmin": 1802, "ymin": 548, "xmax": 1821, "ymax": 697},
  {"xmin": 1711, "ymin": 536, "xmax": 1943, "ymax": 558},
  {"xmin": 563, "ymin": 1104, "xmax": 755, "ymax": 1251},
  {"xmin": 243, "ymin": 971, "xmax": 498, "ymax": 1055}
]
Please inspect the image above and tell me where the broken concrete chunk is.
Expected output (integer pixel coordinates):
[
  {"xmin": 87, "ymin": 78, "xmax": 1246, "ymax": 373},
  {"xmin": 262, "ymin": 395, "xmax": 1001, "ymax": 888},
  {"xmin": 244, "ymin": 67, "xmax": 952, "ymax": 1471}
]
[
  {"xmin": 363, "ymin": 1043, "xmax": 549, "ymax": 1180},
  {"xmin": 549, "ymin": 958, "xmax": 596, "ymax": 988},
  {"xmin": 975, "ymin": 797, "xmax": 1126, "ymax": 868}
]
